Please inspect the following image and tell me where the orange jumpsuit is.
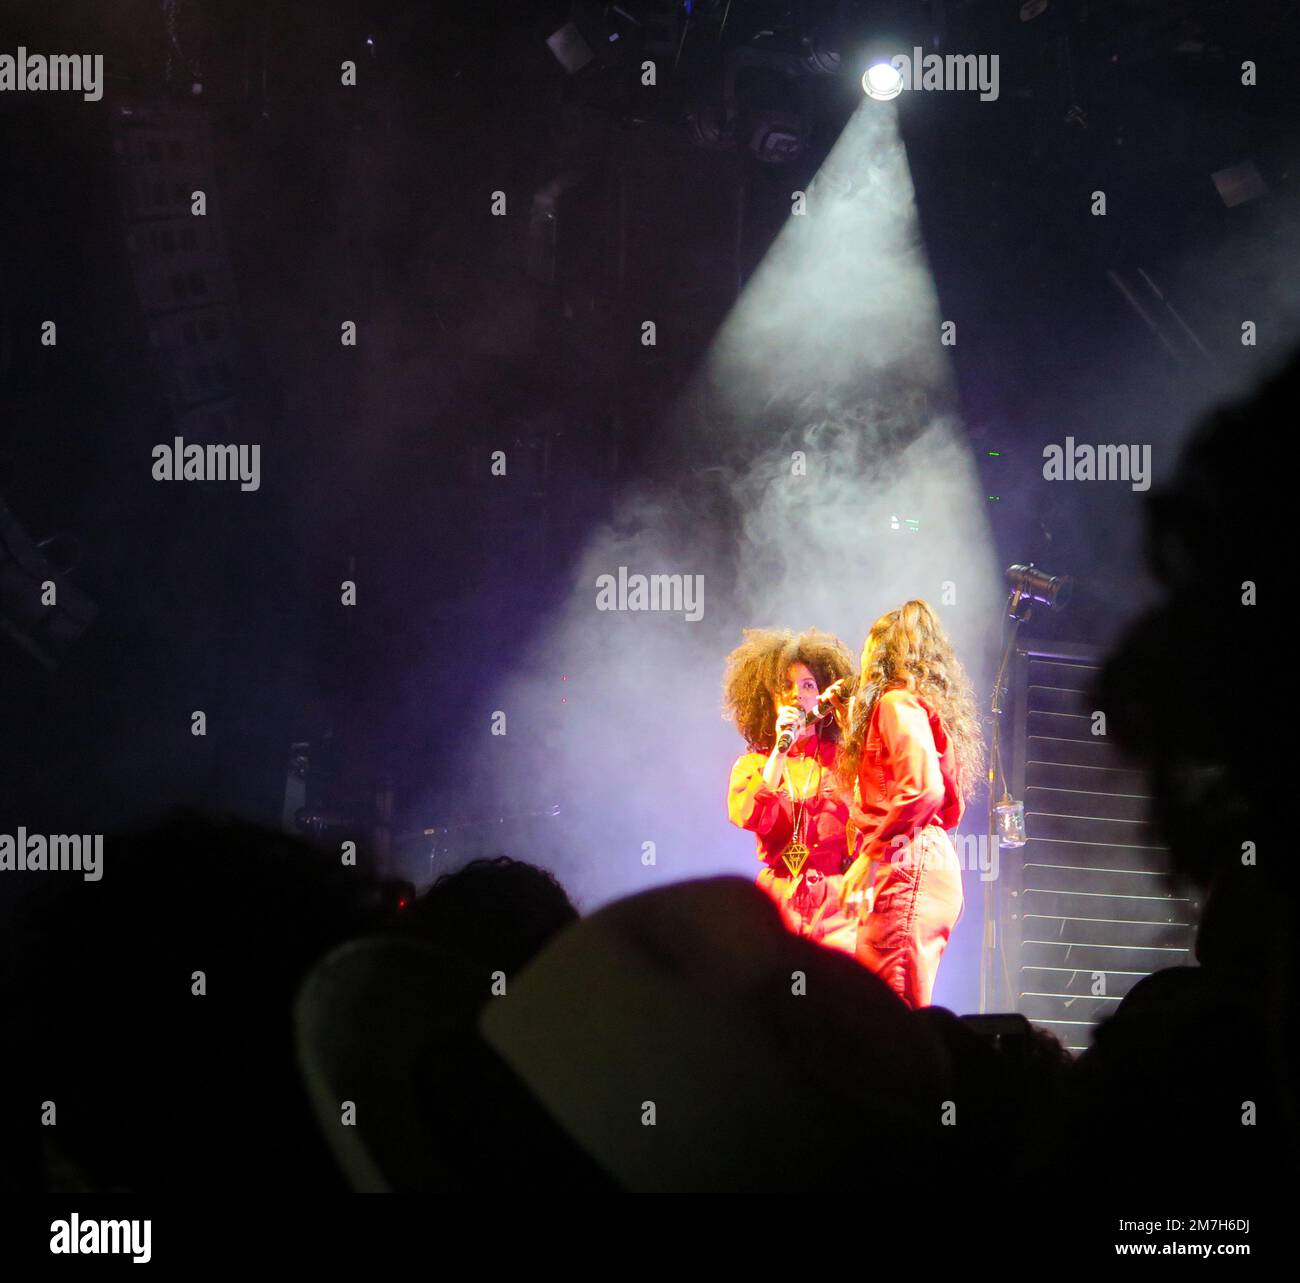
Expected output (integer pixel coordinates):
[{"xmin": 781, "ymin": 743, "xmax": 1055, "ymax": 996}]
[
  {"xmin": 850, "ymin": 687, "xmax": 965, "ymax": 1008},
  {"xmin": 727, "ymin": 735, "xmax": 858, "ymax": 955}
]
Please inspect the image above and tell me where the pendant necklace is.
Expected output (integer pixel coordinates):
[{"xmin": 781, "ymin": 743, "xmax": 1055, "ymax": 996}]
[{"xmin": 780, "ymin": 729, "xmax": 821, "ymax": 878}]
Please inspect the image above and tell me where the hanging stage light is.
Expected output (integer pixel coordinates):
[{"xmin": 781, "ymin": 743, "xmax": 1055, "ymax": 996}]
[
  {"xmin": 1005, "ymin": 563, "xmax": 1072, "ymax": 614},
  {"xmin": 862, "ymin": 61, "xmax": 903, "ymax": 101}
]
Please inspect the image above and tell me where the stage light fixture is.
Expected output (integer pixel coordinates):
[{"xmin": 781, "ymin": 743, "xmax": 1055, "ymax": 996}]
[
  {"xmin": 862, "ymin": 62, "xmax": 903, "ymax": 100},
  {"xmin": 800, "ymin": 37, "xmax": 841, "ymax": 76},
  {"xmin": 1005, "ymin": 563, "xmax": 1072, "ymax": 613}
]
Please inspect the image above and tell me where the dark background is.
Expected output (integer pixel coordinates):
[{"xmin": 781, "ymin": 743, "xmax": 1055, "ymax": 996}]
[{"xmin": 1, "ymin": 0, "xmax": 1294, "ymax": 885}]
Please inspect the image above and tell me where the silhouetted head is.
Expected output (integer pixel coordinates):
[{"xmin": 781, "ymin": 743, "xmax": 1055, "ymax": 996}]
[
  {"xmin": 1092, "ymin": 348, "xmax": 1294, "ymax": 1172},
  {"xmin": 404, "ymin": 855, "xmax": 577, "ymax": 975},
  {"xmin": 1097, "ymin": 354, "xmax": 1280, "ymax": 892},
  {"xmin": 0, "ymin": 810, "xmax": 386, "ymax": 1192}
]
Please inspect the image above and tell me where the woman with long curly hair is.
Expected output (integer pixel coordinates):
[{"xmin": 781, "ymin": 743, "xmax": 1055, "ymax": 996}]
[
  {"xmin": 723, "ymin": 627, "xmax": 858, "ymax": 954},
  {"xmin": 837, "ymin": 600, "xmax": 983, "ymax": 1007}
]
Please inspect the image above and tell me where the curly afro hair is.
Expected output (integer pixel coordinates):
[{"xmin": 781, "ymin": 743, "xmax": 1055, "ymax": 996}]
[{"xmin": 722, "ymin": 627, "xmax": 856, "ymax": 751}]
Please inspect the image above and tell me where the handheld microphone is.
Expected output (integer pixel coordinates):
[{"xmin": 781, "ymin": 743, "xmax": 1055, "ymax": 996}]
[
  {"xmin": 808, "ymin": 679, "xmax": 851, "ymax": 724},
  {"xmin": 776, "ymin": 679, "xmax": 852, "ymax": 752}
]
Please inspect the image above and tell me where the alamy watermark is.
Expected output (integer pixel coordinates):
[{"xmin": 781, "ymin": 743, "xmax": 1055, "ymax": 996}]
[
  {"xmin": 0, "ymin": 830, "xmax": 103, "ymax": 880},
  {"xmin": 50, "ymin": 1216, "xmax": 151, "ymax": 1263},
  {"xmin": 889, "ymin": 47, "xmax": 1000, "ymax": 102},
  {"xmin": 1042, "ymin": 437, "xmax": 1151, "ymax": 491},
  {"xmin": 0, "ymin": 48, "xmax": 103, "ymax": 102},
  {"xmin": 875, "ymin": 829, "xmax": 1001, "ymax": 882},
  {"xmin": 595, "ymin": 566, "xmax": 704, "ymax": 621},
  {"xmin": 152, "ymin": 436, "xmax": 261, "ymax": 491}
]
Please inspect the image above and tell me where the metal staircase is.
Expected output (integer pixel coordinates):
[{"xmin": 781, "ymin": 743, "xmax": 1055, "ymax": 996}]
[{"xmin": 991, "ymin": 641, "xmax": 1199, "ymax": 1052}]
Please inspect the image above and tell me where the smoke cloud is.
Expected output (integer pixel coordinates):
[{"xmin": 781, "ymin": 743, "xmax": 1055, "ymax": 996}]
[{"xmin": 437, "ymin": 101, "xmax": 1000, "ymax": 1003}]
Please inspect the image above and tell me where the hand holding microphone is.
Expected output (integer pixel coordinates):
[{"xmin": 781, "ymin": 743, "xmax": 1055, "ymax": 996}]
[
  {"xmin": 775, "ymin": 679, "xmax": 852, "ymax": 753},
  {"xmin": 810, "ymin": 678, "xmax": 850, "ymax": 724},
  {"xmin": 774, "ymin": 703, "xmax": 805, "ymax": 754}
]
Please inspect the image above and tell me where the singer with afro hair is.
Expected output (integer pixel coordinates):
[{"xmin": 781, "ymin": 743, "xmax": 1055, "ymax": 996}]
[{"xmin": 723, "ymin": 627, "xmax": 859, "ymax": 953}]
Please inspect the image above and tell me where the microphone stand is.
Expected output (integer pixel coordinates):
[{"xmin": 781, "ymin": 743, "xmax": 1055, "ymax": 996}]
[{"xmin": 981, "ymin": 588, "xmax": 1031, "ymax": 1013}]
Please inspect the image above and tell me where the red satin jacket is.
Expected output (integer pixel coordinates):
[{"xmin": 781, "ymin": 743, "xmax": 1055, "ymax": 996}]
[{"xmin": 850, "ymin": 688, "xmax": 963, "ymax": 863}]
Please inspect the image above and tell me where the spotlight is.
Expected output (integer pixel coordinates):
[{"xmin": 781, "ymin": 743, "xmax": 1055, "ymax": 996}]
[
  {"xmin": 1005, "ymin": 563, "xmax": 1072, "ymax": 612},
  {"xmin": 800, "ymin": 34, "xmax": 841, "ymax": 76},
  {"xmin": 685, "ymin": 101, "xmax": 729, "ymax": 152},
  {"xmin": 731, "ymin": 57, "xmax": 810, "ymax": 163},
  {"xmin": 746, "ymin": 113, "xmax": 806, "ymax": 164},
  {"xmin": 862, "ymin": 61, "xmax": 903, "ymax": 101}
]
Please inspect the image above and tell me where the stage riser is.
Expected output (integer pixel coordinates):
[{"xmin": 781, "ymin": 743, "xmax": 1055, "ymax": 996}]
[{"xmin": 990, "ymin": 643, "xmax": 1200, "ymax": 1053}]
